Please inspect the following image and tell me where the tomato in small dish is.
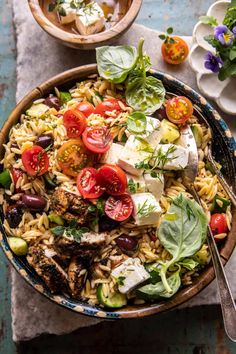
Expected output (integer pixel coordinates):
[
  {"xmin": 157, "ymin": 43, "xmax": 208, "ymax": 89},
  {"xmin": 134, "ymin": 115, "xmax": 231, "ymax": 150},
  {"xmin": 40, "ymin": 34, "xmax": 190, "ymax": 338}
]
[
  {"xmin": 76, "ymin": 101, "xmax": 95, "ymax": 118},
  {"xmin": 97, "ymin": 164, "xmax": 127, "ymax": 196},
  {"xmin": 94, "ymin": 99, "xmax": 123, "ymax": 118},
  {"xmin": 210, "ymin": 213, "xmax": 228, "ymax": 236},
  {"xmin": 22, "ymin": 146, "xmax": 49, "ymax": 176},
  {"xmin": 77, "ymin": 167, "xmax": 104, "ymax": 199},
  {"xmin": 63, "ymin": 109, "xmax": 87, "ymax": 138},
  {"xmin": 166, "ymin": 96, "xmax": 193, "ymax": 124},
  {"xmin": 11, "ymin": 168, "xmax": 23, "ymax": 192},
  {"xmin": 82, "ymin": 126, "xmax": 113, "ymax": 154},
  {"xmin": 57, "ymin": 139, "xmax": 92, "ymax": 177},
  {"xmin": 105, "ymin": 193, "xmax": 133, "ymax": 222},
  {"xmin": 161, "ymin": 36, "xmax": 189, "ymax": 65}
]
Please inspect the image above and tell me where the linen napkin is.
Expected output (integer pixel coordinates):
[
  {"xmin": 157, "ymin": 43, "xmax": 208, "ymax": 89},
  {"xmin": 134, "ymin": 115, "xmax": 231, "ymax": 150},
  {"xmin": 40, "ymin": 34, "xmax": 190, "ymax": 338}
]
[{"xmin": 11, "ymin": 0, "xmax": 236, "ymax": 341}]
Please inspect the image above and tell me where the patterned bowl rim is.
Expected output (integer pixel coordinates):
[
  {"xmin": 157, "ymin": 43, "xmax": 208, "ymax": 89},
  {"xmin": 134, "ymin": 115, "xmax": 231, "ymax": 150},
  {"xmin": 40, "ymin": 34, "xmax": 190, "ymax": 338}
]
[{"xmin": 0, "ymin": 64, "xmax": 235, "ymax": 319}]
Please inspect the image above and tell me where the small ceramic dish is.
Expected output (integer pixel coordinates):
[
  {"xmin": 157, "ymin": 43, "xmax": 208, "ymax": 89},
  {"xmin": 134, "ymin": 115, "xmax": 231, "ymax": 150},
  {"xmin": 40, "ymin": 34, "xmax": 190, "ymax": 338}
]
[
  {"xmin": 189, "ymin": 0, "xmax": 236, "ymax": 115},
  {"xmin": 28, "ymin": 0, "xmax": 142, "ymax": 50},
  {"xmin": 0, "ymin": 65, "xmax": 236, "ymax": 319}
]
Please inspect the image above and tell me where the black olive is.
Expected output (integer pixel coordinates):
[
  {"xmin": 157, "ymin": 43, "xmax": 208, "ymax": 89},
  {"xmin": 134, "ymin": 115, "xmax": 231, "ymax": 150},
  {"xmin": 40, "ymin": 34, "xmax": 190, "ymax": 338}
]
[
  {"xmin": 99, "ymin": 215, "xmax": 119, "ymax": 232},
  {"xmin": 44, "ymin": 95, "xmax": 60, "ymax": 111},
  {"xmin": 22, "ymin": 194, "xmax": 47, "ymax": 211},
  {"xmin": 35, "ymin": 134, "xmax": 54, "ymax": 149},
  {"xmin": 6, "ymin": 205, "xmax": 23, "ymax": 228}
]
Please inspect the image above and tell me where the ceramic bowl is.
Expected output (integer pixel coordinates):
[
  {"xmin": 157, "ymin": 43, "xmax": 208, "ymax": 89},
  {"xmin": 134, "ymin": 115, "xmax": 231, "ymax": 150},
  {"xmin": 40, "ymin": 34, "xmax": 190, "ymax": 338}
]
[
  {"xmin": 0, "ymin": 65, "xmax": 236, "ymax": 319},
  {"xmin": 189, "ymin": 0, "xmax": 236, "ymax": 115},
  {"xmin": 28, "ymin": 0, "xmax": 142, "ymax": 50}
]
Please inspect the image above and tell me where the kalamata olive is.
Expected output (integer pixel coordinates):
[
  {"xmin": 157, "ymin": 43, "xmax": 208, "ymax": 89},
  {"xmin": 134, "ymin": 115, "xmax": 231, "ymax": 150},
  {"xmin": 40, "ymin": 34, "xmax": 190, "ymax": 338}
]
[
  {"xmin": 99, "ymin": 215, "xmax": 119, "ymax": 232},
  {"xmin": 44, "ymin": 95, "xmax": 60, "ymax": 111},
  {"xmin": 116, "ymin": 235, "xmax": 138, "ymax": 255},
  {"xmin": 156, "ymin": 106, "xmax": 167, "ymax": 120},
  {"xmin": 35, "ymin": 134, "xmax": 54, "ymax": 149},
  {"xmin": 11, "ymin": 142, "xmax": 19, "ymax": 150},
  {"xmin": 6, "ymin": 205, "xmax": 23, "ymax": 228},
  {"xmin": 22, "ymin": 194, "xmax": 47, "ymax": 211}
]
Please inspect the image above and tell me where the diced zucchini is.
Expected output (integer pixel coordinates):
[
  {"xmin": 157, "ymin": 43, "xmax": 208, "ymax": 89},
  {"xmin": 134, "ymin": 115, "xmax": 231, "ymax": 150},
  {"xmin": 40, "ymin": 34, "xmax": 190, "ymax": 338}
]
[
  {"xmin": 48, "ymin": 212, "xmax": 64, "ymax": 226},
  {"xmin": 160, "ymin": 119, "xmax": 180, "ymax": 143},
  {"xmin": 26, "ymin": 103, "xmax": 49, "ymax": 118},
  {"xmin": 191, "ymin": 124, "xmax": 203, "ymax": 148},
  {"xmin": 0, "ymin": 170, "xmax": 11, "ymax": 189},
  {"xmin": 60, "ymin": 91, "xmax": 72, "ymax": 105},
  {"xmin": 210, "ymin": 195, "xmax": 230, "ymax": 213},
  {"xmin": 8, "ymin": 237, "xmax": 28, "ymax": 256},
  {"xmin": 97, "ymin": 284, "xmax": 127, "ymax": 309},
  {"xmin": 43, "ymin": 174, "xmax": 57, "ymax": 189},
  {"xmin": 205, "ymin": 161, "xmax": 215, "ymax": 174}
]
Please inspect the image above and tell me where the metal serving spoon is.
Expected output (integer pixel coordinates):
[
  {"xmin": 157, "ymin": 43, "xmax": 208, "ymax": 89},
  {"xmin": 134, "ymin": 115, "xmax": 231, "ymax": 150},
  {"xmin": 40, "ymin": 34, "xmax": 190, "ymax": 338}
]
[{"xmin": 180, "ymin": 123, "xmax": 236, "ymax": 342}]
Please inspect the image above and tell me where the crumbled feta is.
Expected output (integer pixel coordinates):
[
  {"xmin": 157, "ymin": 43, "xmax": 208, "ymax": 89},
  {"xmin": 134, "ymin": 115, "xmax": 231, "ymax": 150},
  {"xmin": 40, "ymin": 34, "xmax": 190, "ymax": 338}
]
[
  {"xmin": 76, "ymin": 2, "xmax": 105, "ymax": 35},
  {"xmin": 144, "ymin": 172, "xmax": 164, "ymax": 201},
  {"xmin": 149, "ymin": 144, "xmax": 189, "ymax": 170},
  {"xmin": 127, "ymin": 174, "xmax": 146, "ymax": 193},
  {"xmin": 111, "ymin": 258, "xmax": 150, "ymax": 294},
  {"xmin": 118, "ymin": 136, "xmax": 152, "ymax": 176},
  {"xmin": 100, "ymin": 143, "xmax": 124, "ymax": 165},
  {"xmin": 59, "ymin": 0, "xmax": 79, "ymax": 24},
  {"xmin": 131, "ymin": 193, "xmax": 162, "ymax": 226}
]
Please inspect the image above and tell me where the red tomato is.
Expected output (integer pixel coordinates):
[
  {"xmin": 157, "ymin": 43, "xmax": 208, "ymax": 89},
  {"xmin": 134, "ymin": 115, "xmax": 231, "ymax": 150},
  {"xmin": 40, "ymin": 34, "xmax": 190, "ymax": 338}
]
[
  {"xmin": 105, "ymin": 193, "xmax": 133, "ymax": 222},
  {"xmin": 22, "ymin": 146, "xmax": 49, "ymax": 176},
  {"xmin": 77, "ymin": 167, "xmax": 104, "ymax": 199},
  {"xmin": 94, "ymin": 99, "xmax": 123, "ymax": 117},
  {"xmin": 97, "ymin": 164, "xmax": 127, "ymax": 196},
  {"xmin": 76, "ymin": 101, "xmax": 95, "ymax": 118},
  {"xmin": 57, "ymin": 139, "xmax": 93, "ymax": 177},
  {"xmin": 63, "ymin": 109, "xmax": 87, "ymax": 138},
  {"xmin": 161, "ymin": 36, "xmax": 189, "ymax": 65},
  {"xmin": 166, "ymin": 96, "xmax": 193, "ymax": 124},
  {"xmin": 82, "ymin": 126, "xmax": 113, "ymax": 154},
  {"xmin": 210, "ymin": 213, "xmax": 228, "ymax": 236},
  {"xmin": 11, "ymin": 168, "xmax": 23, "ymax": 192}
]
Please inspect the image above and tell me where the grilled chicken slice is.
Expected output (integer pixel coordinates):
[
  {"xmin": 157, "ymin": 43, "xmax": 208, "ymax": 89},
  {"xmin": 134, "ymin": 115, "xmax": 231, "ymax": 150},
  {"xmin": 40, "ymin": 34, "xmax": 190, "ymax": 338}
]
[
  {"xmin": 50, "ymin": 188, "xmax": 89, "ymax": 223},
  {"xmin": 27, "ymin": 245, "xmax": 68, "ymax": 293},
  {"xmin": 68, "ymin": 257, "xmax": 88, "ymax": 298}
]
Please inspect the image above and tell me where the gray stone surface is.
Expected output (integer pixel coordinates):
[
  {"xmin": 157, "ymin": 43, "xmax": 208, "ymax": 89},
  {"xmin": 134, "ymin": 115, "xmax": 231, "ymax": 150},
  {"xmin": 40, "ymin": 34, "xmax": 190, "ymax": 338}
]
[{"xmin": 12, "ymin": 0, "xmax": 236, "ymax": 342}]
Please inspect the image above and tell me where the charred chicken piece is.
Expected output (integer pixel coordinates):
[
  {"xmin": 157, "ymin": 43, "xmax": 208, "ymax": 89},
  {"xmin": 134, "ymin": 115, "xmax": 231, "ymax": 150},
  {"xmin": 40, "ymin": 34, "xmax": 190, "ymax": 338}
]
[
  {"xmin": 27, "ymin": 244, "xmax": 68, "ymax": 293},
  {"xmin": 68, "ymin": 257, "xmax": 88, "ymax": 298},
  {"xmin": 50, "ymin": 188, "xmax": 89, "ymax": 223}
]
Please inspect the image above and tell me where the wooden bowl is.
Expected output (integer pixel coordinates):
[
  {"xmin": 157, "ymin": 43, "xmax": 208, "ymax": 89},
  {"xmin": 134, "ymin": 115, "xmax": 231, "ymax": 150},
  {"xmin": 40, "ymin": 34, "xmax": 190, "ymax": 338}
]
[
  {"xmin": 28, "ymin": 0, "xmax": 143, "ymax": 50},
  {"xmin": 0, "ymin": 65, "xmax": 236, "ymax": 319}
]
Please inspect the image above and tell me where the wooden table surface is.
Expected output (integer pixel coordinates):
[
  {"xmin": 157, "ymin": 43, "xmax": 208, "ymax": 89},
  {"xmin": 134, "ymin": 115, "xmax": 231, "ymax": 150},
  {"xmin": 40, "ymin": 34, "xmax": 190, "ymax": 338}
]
[{"xmin": 0, "ymin": 0, "xmax": 236, "ymax": 353}]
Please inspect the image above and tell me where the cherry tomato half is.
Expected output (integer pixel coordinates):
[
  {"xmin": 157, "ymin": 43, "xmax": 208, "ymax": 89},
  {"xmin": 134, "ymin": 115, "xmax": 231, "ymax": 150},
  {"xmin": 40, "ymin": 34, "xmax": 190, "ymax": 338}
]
[
  {"xmin": 105, "ymin": 193, "xmax": 133, "ymax": 222},
  {"xmin": 97, "ymin": 164, "xmax": 127, "ymax": 196},
  {"xmin": 94, "ymin": 99, "xmax": 123, "ymax": 118},
  {"xmin": 63, "ymin": 109, "xmax": 87, "ymax": 138},
  {"xmin": 11, "ymin": 168, "xmax": 23, "ymax": 192},
  {"xmin": 161, "ymin": 36, "xmax": 189, "ymax": 65},
  {"xmin": 166, "ymin": 96, "xmax": 193, "ymax": 124},
  {"xmin": 210, "ymin": 213, "xmax": 228, "ymax": 236},
  {"xmin": 82, "ymin": 126, "xmax": 113, "ymax": 154},
  {"xmin": 76, "ymin": 101, "xmax": 95, "ymax": 118},
  {"xmin": 22, "ymin": 146, "xmax": 49, "ymax": 176},
  {"xmin": 77, "ymin": 167, "xmax": 104, "ymax": 199},
  {"xmin": 57, "ymin": 139, "xmax": 92, "ymax": 177}
]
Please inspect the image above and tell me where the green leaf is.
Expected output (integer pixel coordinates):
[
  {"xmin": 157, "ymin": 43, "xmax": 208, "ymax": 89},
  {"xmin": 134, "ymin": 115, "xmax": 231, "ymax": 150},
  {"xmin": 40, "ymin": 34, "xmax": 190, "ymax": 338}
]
[
  {"xmin": 60, "ymin": 91, "xmax": 72, "ymax": 105},
  {"xmin": 218, "ymin": 61, "xmax": 236, "ymax": 81},
  {"xmin": 159, "ymin": 34, "xmax": 166, "ymax": 40},
  {"xmin": 178, "ymin": 258, "xmax": 199, "ymax": 270},
  {"xmin": 229, "ymin": 47, "xmax": 236, "ymax": 61},
  {"xmin": 48, "ymin": 3, "xmax": 56, "ymax": 11},
  {"xmin": 199, "ymin": 15, "xmax": 218, "ymax": 27},
  {"xmin": 0, "ymin": 170, "xmax": 11, "ymax": 189},
  {"xmin": 127, "ymin": 112, "xmax": 147, "ymax": 134},
  {"xmin": 137, "ymin": 269, "xmax": 181, "ymax": 300},
  {"xmin": 127, "ymin": 178, "xmax": 136, "ymax": 193},
  {"xmin": 51, "ymin": 226, "xmax": 65, "ymax": 236},
  {"xmin": 166, "ymin": 27, "xmax": 173, "ymax": 34},
  {"xmin": 126, "ymin": 75, "xmax": 165, "ymax": 115},
  {"xmin": 96, "ymin": 45, "xmax": 137, "ymax": 84}
]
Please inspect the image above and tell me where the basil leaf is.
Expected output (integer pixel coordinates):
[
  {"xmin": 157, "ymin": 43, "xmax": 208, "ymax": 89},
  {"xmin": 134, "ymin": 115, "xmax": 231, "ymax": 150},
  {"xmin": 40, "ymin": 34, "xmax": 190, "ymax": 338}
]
[
  {"xmin": 127, "ymin": 112, "xmax": 147, "ymax": 134},
  {"xmin": 137, "ymin": 270, "xmax": 181, "ymax": 300},
  {"xmin": 96, "ymin": 45, "xmax": 137, "ymax": 84},
  {"xmin": 178, "ymin": 258, "xmax": 199, "ymax": 270},
  {"xmin": 126, "ymin": 75, "xmax": 165, "ymax": 115}
]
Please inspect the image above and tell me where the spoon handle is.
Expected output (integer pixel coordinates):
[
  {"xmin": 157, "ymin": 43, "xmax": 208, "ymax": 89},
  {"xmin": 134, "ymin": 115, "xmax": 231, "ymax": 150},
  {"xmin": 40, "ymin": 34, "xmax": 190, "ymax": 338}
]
[
  {"xmin": 191, "ymin": 186, "xmax": 236, "ymax": 342},
  {"xmin": 207, "ymin": 152, "xmax": 236, "ymax": 207}
]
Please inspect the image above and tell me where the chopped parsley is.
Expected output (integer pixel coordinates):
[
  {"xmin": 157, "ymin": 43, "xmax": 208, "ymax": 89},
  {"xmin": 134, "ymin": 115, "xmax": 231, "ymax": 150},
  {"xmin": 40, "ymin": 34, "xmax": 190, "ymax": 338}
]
[
  {"xmin": 128, "ymin": 178, "xmax": 136, "ymax": 193},
  {"xmin": 51, "ymin": 220, "xmax": 89, "ymax": 243},
  {"xmin": 117, "ymin": 276, "xmax": 126, "ymax": 286}
]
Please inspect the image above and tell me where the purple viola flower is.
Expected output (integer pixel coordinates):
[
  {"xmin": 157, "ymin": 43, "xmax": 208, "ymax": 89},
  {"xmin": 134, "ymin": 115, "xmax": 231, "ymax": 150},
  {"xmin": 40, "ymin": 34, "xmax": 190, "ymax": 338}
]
[
  {"xmin": 204, "ymin": 52, "xmax": 223, "ymax": 73},
  {"xmin": 214, "ymin": 25, "xmax": 234, "ymax": 45},
  {"xmin": 233, "ymin": 26, "xmax": 236, "ymax": 37}
]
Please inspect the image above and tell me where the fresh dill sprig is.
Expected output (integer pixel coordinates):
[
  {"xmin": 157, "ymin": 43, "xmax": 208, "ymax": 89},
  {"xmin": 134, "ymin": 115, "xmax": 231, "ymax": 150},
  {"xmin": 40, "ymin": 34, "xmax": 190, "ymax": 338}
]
[{"xmin": 137, "ymin": 199, "xmax": 157, "ymax": 216}]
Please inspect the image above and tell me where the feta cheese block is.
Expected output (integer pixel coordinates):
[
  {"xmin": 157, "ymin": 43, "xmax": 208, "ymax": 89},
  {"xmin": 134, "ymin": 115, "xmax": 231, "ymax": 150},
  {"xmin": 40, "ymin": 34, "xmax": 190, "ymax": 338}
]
[
  {"xmin": 111, "ymin": 258, "xmax": 150, "ymax": 294},
  {"xmin": 59, "ymin": 0, "xmax": 78, "ymax": 24},
  {"xmin": 131, "ymin": 193, "xmax": 162, "ymax": 226},
  {"xmin": 76, "ymin": 2, "xmax": 105, "ymax": 35},
  {"xmin": 118, "ymin": 136, "xmax": 152, "ymax": 176},
  {"xmin": 150, "ymin": 144, "xmax": 189, "ymax": 170},
  {"xmin": 127, "ymin": 174, "xmax": 146, "ymax": 193},
  {"xmin": 100, "ymin": 143, "xmax": 124, "ymax": 165},
  {"xmin": 144, "ymin": 172, "xmax": 164, "ymax": 201}
]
